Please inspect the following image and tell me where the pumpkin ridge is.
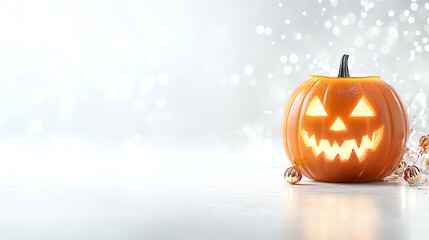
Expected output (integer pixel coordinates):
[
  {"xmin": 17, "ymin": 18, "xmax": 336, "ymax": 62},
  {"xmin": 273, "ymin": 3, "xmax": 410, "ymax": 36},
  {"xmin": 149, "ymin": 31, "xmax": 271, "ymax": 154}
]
[
  {"xmin": 295, "ymin": 78, "xmax": 321, "ymax": 179},
  {"xmin": 372, "ymin": 81, "xmax": 395, "ymax": 179},
  {"xmin": 378, "ymin": 81, "xmax": 409, "ymax": 177},
  {"xmin": 385, "ymin": 83, "xmax": 410, "ymax": 147},
  {"xmin": 319, "ymin": 79, "xmax": 332, "ymax": 179},
  {"xmin": 282, "ymin": 77, "xmax": 317, "ymax": 163},
  {"xmin": 354, "ymin": 80, "xmax": 371, "ymax": 181}
]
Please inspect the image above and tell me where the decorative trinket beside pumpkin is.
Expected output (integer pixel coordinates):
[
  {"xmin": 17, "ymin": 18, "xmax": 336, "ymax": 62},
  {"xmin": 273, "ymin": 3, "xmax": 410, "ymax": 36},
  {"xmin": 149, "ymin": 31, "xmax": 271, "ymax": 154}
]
[
  {"xmin": 404, "ymin": 165, "xmax": 421, "ymax": 184},
  {"xmin": 393, "ymin": 161, "xmax": 407, "ymax": 176},
  {"xmin": 282, "ymin": 54, "xmax": 410, "ymax": 182},
  {"xmin": 419, "ymin": 134, "xmax": 429, "ymax": 154},
  {"xmin": 284, "ymin": 166, "xmax": 302, "ymax": 184}
]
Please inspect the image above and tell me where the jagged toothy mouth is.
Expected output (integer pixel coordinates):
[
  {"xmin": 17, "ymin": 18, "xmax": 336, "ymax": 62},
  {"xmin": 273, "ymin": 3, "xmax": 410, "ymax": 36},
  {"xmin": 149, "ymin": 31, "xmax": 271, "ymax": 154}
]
[{"xmin": 300, "ymin": 127, "xmax": 383, "ymax": 161}]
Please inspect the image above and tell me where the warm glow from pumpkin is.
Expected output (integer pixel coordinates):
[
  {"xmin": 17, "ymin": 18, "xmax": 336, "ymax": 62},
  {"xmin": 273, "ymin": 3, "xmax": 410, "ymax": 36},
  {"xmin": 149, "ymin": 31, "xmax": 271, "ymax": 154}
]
[
  {"xmin": 282, "ymin": 55, "xmax": 409, "ymax": 182},
  {"xmin": 305, "ymin": 96, "xmax": 327, "ymax": 116},
  {"xmin": 350, "ymin": 97, "xmax": 375, "ymax": 117},
  {"xmin": 300, "ymin": 127, "xmax": 383, "ymax": 161},
  {"xmin": 330, "ymin": 117, "xmax": 347, "ymax": 131}
]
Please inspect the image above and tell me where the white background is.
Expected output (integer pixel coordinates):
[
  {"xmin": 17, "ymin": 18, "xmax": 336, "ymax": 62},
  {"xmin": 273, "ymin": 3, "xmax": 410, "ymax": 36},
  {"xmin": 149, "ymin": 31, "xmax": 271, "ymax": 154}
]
[{"xmin": 1, "ymin": 0, "xmax": 429, "ymax": 239}]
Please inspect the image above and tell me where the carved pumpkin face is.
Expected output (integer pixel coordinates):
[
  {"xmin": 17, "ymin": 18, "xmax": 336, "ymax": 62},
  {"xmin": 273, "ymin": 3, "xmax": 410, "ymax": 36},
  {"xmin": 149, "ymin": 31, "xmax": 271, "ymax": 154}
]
[
  {"xmin": 301, "ymin": 95, "xmax": 383, "ymax": 161},
  {"xmin": 282, "ymin": 55, "xmax": 409, "ymax": 182}
]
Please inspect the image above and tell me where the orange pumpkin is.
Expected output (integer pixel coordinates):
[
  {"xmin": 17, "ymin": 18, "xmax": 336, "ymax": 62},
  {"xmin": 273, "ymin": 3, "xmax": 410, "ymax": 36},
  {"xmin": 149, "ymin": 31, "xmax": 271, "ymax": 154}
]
[{"xmin": 281, "ymin": 54, "xmax": 410, "ymax": 182}]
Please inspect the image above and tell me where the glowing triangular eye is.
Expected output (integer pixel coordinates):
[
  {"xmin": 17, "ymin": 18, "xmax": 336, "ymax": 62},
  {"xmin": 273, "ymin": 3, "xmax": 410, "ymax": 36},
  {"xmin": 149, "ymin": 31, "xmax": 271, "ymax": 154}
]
[
  {"xmin": 350, "ymin": 97, "xmax": 375, "ymax": 117},
  {"xmin": 305, "ymin": 96, "xmax": 328, "ymax": 116}
]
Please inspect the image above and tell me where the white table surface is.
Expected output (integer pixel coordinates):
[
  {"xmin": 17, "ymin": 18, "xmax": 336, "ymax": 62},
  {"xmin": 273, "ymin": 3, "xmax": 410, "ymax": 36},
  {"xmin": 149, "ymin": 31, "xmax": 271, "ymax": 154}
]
[{"xmin": 0, "ymin": 137, "xmax": 428, "ymax": 239}]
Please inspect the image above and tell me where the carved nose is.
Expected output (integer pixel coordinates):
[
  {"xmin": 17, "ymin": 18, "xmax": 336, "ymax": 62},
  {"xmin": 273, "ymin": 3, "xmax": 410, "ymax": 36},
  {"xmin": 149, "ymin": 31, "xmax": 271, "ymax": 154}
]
[{"xmin": 330, "ymin": 117, "xmax": 346, "ymax": 131}]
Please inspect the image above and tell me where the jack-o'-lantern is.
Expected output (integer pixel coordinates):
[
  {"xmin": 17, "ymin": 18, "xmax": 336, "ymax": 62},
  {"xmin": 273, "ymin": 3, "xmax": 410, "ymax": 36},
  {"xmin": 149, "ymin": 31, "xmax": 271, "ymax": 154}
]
[{"xmin": 282, "ymin": 54, "xmax": 410, "ymax": 182}]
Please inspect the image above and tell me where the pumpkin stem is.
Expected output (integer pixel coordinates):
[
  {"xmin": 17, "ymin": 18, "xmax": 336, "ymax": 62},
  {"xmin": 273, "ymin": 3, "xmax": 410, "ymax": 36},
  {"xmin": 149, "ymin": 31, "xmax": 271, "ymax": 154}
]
[{"xmin": 337, "ymin": 54, "xmax": 350, "ymax": 77}]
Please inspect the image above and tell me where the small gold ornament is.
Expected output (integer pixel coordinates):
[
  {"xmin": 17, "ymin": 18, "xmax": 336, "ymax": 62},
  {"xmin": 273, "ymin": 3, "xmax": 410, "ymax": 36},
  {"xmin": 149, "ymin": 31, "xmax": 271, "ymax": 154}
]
[
  {"xmin": 419, "ymin": 135, "xmax": 429, "ymax": 153},
  {"xmin": 284, "ymin": 166, "xmax": 302, "ymax": 184},
  {"xmin": 393, "ymin": 161, "xmax": 406, "ymax": 175},
  {"xmin": 404, "ymin": 165, "xmax": 421, "ymax": 184}
]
